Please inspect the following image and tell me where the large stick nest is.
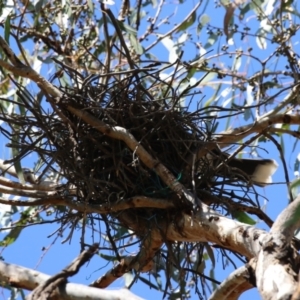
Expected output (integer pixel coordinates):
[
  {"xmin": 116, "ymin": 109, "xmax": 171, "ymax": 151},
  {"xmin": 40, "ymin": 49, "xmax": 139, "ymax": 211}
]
[
  {"xmin": 9, "ymin": 64, "xmax": 259, "ymax": 223},
  {"xmin": 54, "ymin": 72, "xmax": 208, "ymax": 206}
]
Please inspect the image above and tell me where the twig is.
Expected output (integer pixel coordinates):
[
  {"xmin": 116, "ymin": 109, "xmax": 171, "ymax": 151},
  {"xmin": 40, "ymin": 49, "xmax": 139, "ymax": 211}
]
[
  {"xmin": 27, "ymin": 243, "xmax": 99, "ymax": 300},
  {"xmin": 264, "ymin": 133, "xmax": 292, "ymax": 201},
  {"xmin": 145, "ymin": 2, "xmax": 201, "ymax": 52}
]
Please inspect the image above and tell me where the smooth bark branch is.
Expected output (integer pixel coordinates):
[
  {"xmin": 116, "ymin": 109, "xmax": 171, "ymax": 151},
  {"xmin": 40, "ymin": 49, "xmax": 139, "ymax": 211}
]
[
  {"xmin": 0, "ymin": 195, "xmax": 174, "ymax": 212},
  {"xmin": 166, "ymin": 211, "xmax": 267, "ymax": 259},
  {"xmin": 250, "ymin": 194, "xmax": 300, "ymax": 299},
  {"xmin": 254, "ymin": 234, "xmax": 298, "ymax": 300},
  {"xmin": 0, "ymin": 37, "xmax": 62, "ymax": 98},
  {"xmin": 28, "ymin": 244, "xmax": 99, "ymax": 300},
  {"xmin": 208, "ymin": 265, "xmax": 253, "ymax": 300},
  {"xmin": 0, "ymin": 185, "xmax": 56, "ymax": 197},
  {"xmin": 216, "ymin": 113, "xmax": 300, "ymax": 146},
  {"xmin": 0, "ymin": 175, "xmax": 59, "ymax": 191},
  {"xmin": 0, "ymin": 260, "xmax": 143, "ymax": 300}
]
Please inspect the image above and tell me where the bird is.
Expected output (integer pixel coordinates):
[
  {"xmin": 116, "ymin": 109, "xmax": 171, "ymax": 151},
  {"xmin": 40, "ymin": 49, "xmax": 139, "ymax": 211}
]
[
  {"xmin": 220, "ymin": 155, "xmax": 278, "ymax": 187},
  {"xmin": 205, "ymin": 150, "xmax": 278, "ymax": 187}
]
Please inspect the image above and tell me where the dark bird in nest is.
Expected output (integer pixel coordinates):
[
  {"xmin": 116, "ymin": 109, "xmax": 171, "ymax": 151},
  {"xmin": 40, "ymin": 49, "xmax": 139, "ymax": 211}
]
[{"xmin": 205, "ymin": 149, "xmax": 278, "ymax": 187}]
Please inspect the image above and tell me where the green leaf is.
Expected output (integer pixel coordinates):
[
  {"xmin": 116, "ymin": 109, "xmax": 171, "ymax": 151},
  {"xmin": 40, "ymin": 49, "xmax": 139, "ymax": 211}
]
[
  {"xmin": 200, "ymin": 14, "xmax": 210, "ymax": 26},
  {"xmin": 204, "ymin": 243, "xmax": 215, "ymax": 268},
  {"xmin": 204, "ymin": 33, "xmax": 218, "ymax": 49},
  {"xmin": 186, "ymin": 67, "xmax": 197, "ymax": 80},
  {"xmin": 210, "ymin": 268, "xmax": 217, "ymax": 290},
  {"xmin": 4, "ymin": 14, "xmax": 10, "ymax": 43},
  {"xmin": 0, "ymin": 227, "xmax": 23, "ymax": 247},
  {"xmin": 292, "ymin": 126, "xmax": 300, "ymax": 152},
  {"xmin": 256, "ymin": 28, "xmax": 267, "ymax": 49},
  {"xmin": 99, "ymin": 253, "xmax": 118, "ymax": 261},
  {"xmin": 232, "ymin": 211, "xmax": 256, "ymax": 225},
  {"xmin": 11, "ymin": 130, "xmax": 24, "ymax": 184},
  {"xmin": 239, "ymin": 3, "xmax": 251, "ymax": 19},
  {"xmin": 34, "ymin": 0, "xmax": 47, "ymax": 13},
  {"xmin": 231, "ymin": 53, "xmax": 242, "ymax": 72},
  {"xmin": 294, "ymin": 156, "xmax": 300, "ymax": 174},
  {"xmin": 87, "ymin": 0, "xmax": 94, "ymax": 12},
  {"xmin": 154, "ymin": 273, "xmax": 162, "ymax": 289},
  {"xmin": 116, "ymin": 20, "xmax": 137, "ymax": 35},
  {"xmin": 0, "ymin": 0, "xmax": 14, "ymax": 24},
  {"xmin": 290, "ymin": 178, "xmax": 300, "ymax": 200},
  {"xmin": 129, "ymin": 34, "xmax": 144, "ymax": 55},
  {"xmin": 176, "ymin": 11, "xmax": 196, "ymax": 32},
  {"xmin": 123, "ymin": 272, "xmax": 134, "ymax": 287},
  {"xmin": 280, "ymin": 134, "xmax": 285, "ymax": 155}
]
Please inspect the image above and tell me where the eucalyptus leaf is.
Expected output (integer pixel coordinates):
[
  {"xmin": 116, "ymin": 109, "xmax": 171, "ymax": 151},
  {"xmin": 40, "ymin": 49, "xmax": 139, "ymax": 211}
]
[{"xmin": 232, "ymin": 211, "xmax": 256, "ymax": 225}]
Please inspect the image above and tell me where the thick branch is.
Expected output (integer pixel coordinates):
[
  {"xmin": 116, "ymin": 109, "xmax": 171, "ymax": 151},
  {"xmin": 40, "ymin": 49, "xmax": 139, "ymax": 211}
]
[
  {"xmin": 250, "ymin": 194, "xmax": 300, "ymax": 299},
  {"xmin": 166, "ymin": 210, "xmax": 267, "ymax": 259},
  {"xmin": 209, "ymin": 265, "xmax": 253, "ymax": 300},
  {"xmin": 0, "ymin": 260, "xmax": 143, "ymax": 300}
]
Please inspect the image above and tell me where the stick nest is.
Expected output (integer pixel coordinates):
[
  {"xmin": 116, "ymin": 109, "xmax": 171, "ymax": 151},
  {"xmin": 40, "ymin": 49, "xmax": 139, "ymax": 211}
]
[
  {"xmin": 11, "ymin": 66, "xmax": 257, "ymax": 219},
  {"xmin": 52, "ymin": 71, "xmax": 213, "ymax": 208}
]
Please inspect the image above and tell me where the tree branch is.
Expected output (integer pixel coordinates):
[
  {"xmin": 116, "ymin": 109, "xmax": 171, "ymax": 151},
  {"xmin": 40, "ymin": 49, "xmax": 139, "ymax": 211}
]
[
  {"xmin": 28, "ymin": 244, "xmax": 99, "ymax": 300},
  {"xmin": 0, "ymin": 195, "xmax": 174, "ymax": 212},
  {"xmin": 0, "ymin": 260, "xmax": 143, "ymax": 300},
  {"xmin": 215, "ymin": 113, "xmax": 300, "ymax": 146},
  {"xmin": 91, "ymin": 210, "xmax": 164, "ymax": 288},
  {"xmin": 208, "ymin": 265, "xmax": 253, "ymax": 300}
]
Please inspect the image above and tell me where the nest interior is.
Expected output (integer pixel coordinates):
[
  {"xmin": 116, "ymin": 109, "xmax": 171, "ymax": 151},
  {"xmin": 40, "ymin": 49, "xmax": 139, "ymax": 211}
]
[
  {"xmin": 54, "ymin": 74, "xmax": 210, "ymax": 207},
  {"xmin": 6, "ymin": 67, "xmax": 259, "ymax": 228}
]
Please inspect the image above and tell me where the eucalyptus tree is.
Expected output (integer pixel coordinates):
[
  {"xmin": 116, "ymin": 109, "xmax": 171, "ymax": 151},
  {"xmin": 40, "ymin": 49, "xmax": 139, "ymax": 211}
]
[{"xmin": 0, "ymin": 1, "xmax": 300, "ymax": 299}]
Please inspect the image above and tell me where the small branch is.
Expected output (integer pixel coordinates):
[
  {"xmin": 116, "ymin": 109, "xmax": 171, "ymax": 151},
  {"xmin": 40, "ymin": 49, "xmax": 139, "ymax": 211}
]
[
  {"xmin": 198, "ymin": 190, "xmax": 273, "ymax": 227},
  {"xmin": 0, "ymin": 36, "xmax": 61, "ymax": 98},
  {"xmin": 0, "ymin": 184, "xmax": 56, "ymax": 198},
  {"xmin": 91, "ymin": 212, "xmax": 163, "ymax": 288},
  {"xmin": 215, "ymin": 113, "xmax": 300, "ymax": 146},
  {"xmin": 0, "ymin": 260, "xmax": 143, "ymax": 300},
  {"xmin": 269, "ymin": 127, "xmax": 300, "ymax": 138},
  {"xmin": 208, "ymin": 265, "xmax": 253, "ymax": 300},
  {"xmin": 139, "ymin": 0, "xmax": 164, "ymax": 42},
  {"xmin": 0, "ymin": 195, "xmax": 174, "ymax": 212},
  {"xmin": 28, "ymin": 244, "xmax": 99, "ymax": 300},
  {"xmin": 0, "ymin": 176, "xmax": 59, "ymax": 191},
  {"xmin": 145, "ymin": 2, "xmax": 201, "ymax": 52}
]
